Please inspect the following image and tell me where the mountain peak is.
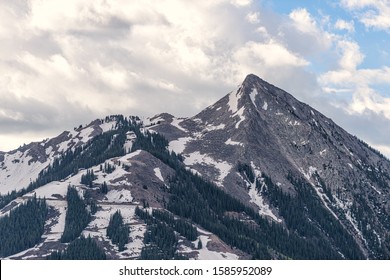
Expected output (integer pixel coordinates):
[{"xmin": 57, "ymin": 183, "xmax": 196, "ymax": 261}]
[
  {"xmin": 2, "ymin": 73, "xmax": 390, "ymax": 260},
  {"xmin": 242, "ymin": 73, "xmax": 263, "ymax": 86}
]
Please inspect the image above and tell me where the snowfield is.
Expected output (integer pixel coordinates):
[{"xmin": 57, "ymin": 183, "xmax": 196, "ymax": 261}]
[
  {"xmin": 0, "ymin": 151, "xmax": 50, "ymax": 195},
  {"xmin": 184, "ymin": 152, "xmax": 232, "ymax": 186}
]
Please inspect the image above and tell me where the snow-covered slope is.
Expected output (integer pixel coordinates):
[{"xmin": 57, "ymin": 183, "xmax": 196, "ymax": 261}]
[
  {"xmin": 0, "ymin": 117, "xmax": 119, "ymax": 195},
  {"xmin": 2, "ymin": 145, "xmax": 245, "ymax": 260}
]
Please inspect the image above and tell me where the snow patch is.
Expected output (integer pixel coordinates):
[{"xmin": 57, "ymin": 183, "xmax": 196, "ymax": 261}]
[
  {"xmin": 194, "ymin": 235, "xmax": 239, "ymax": 260},
  {"xmin": 262, "ymin": 101, "xmax": 268, "ymax": 111},
  {"xmin": 288, "ymin": 120, "xmax": 300, "ymax": 126},
  {"xmin": 44, "ymin": 200, "xmax": 67, "ymax": 242},
  {"xmin": 0, "ymin": 152, "xmax": 50, "ymax": 195},
  {"xmin": 184, "ymin": 152, "xmax": 232, "ymax": 186},
  {"xmin": 100, "ymin": 120, "xmax": 117, "ymax": 133},
  {"xmin": 153, "ymin": 168, "xmax": 164, "ymax": 182},
  {"xmin": 344, "ymin": 144, "xmax": 354, "ymax": 156},
  {"xmin": 105, "ymin": 189, "xmax": 133, "ymax": 203},
  {"xmin": 225, "ymin": 138, "xmax": 243, "ymax": 146},
  {"xmin": 300, "ymin": 166, "xmax": 317, "ymax": 181},
  {"xmin": 82, "ymin": 205, "xmax": 146, "ymax": 258},
  {"xmin": 250, "ymin": 162, "xmax": 262, "ymax": 178},
  {"xmin": 248, "ymin": 178, "xmax": 281, "ymax": 223},
  {"xmin": 249, "ymin": 88, "xmax": 258, "ymax": 109},
  {"xmin": 168, "ymin": 137, "xmax": 192, "ymax": 154},
  {"xmin": 123, "ymin": 141, "xmax": 133, "ymax": 153},
  {"xmin": 192, "ymin": 118, "xmax": 202, "ymax": 124},
  {"xmin": 57, "ymin": 132, "xmax": 73, "ymax": 152},
  {"xmin": 185, "ymin": 167, "xmax": 201, "ymax": 176},
  {"xmin": 33, "ymin": 181, "xmax": 69, "ymax": 199},
  {"xmin": 78, "ymin": 126, "xmax": 94, "ymax": 143},
  {"xmin": 171, "ymin": 118, "xmax": 188, "ymax": 132},
  {"xmin": 204, "ymin": 123, "xmax": 226, "ymax": 131},
  {"xmin": 233, "ymin": 107, "xmax": 245, "ymax": 129},
  {"xmin": 45, "ymin": 146, "xmax": 53, "ymax": 155},
  {"xmin": 370, "ymin": 185, "xmax": 381, "ymax": 195},
  {"xmin": 228, "ymin": 88, "xmax": 241, "ymax": 113},
  {"xmin": 301, "ymin": 140, "xmax": 309, "ymax": 145}
]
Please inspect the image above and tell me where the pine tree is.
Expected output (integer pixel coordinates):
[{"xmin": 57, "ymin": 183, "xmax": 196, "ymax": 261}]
[
  {"xmin": 197, "ymin": 239, "xmax": 203, "ymax": 249},
  {"xmin": 60, "ymin": 187, "xmax": 91, "ymax": 243},
  {"xmin": 101, "ymin": 181, "xmax": 108, "ymax": 194},
  {"xmin": 0, "ymin": 196, "xmax": 48, "ymax": 257},
  {"xmin": 47, "ymin": 235, "xmax": 106, "ymax": 260},
  {"xmin": 106, "ymin": 210, "xmax": 129, "ymax": 251}
]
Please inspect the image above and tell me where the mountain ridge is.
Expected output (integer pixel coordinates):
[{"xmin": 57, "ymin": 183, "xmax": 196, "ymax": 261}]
[{"xmin": 0, "ymin": 74, "xmax": 389, "ymax": 259}]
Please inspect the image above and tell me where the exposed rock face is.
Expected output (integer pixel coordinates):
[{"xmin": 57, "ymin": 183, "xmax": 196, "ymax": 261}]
[
  {"xmin": 1, "ymin": 74, "xmax": 389, "ymax": 259},
  {"xmin": 151, "ymin": 74, "xmax": 390, "ymax": 258}
]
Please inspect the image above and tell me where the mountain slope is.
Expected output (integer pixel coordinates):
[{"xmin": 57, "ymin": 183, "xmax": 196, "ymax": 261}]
[
  {"xmin": 0, "ymin": 74, "xmax": 389, "ymax": 259},
  {"xmin": 150, "ymin": 74, "xmax": 390, "ymax": 258}
]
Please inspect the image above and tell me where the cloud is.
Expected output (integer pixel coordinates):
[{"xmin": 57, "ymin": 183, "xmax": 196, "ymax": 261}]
[
  {"xmin": 319, "ymin": 39, "xmax": 390, "ymax": 121},
  {"xmin": 246, "ymin": 11, "xmax": 260, "ymax": 24},
  {"xmin": 0, "ymin": 0, "xmax": 389, "ymax": 157},
  {"xmin": 278, "ymin": 8, "xmax": 333, "ymax": 57},
  {"xmin": 230, "ymin": 0, "xmax": 252, "ymax": 7},
  {"xmin": 337, "ymin": 40, "xmax": 365, "ymax": 70},
  {"xmin": 335, "ymin": 19, "xmax": 355, "ymax": 32},
  {"xmin": 340, "ymin": 0, "xmax": 390, "ymax": 30},
  {"xmin": 0, "ymin": 1, "xmax": 329, "ymax": 151},
  {"xmin": 289, "ymin": 8, "xmax": 319, "ymax": 34},
  {"xmin": 234, "ymin": 40, "xmax": 309, "ymax": 68}
]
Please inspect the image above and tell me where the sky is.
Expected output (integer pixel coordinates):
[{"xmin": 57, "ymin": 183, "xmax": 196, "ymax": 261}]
[{"xmin": 1, "ymin": 0, "xmax": 390, "ymax": 158}]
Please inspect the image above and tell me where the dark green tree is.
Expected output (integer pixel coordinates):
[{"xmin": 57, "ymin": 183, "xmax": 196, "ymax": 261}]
[
  {"xmin": 106, "ymin": 210, "xmax": 129, "ymax": 251},
  {"xmin": 0, "ymin": 196, "xmax": 48, "ymax": 257},
  {"xmin": 47, "ymin": 235, "xmax": 106, "ymax": 260},
  {"xmin": 60, "ymin": 187, "xmax": 91, "ymax": 243}
]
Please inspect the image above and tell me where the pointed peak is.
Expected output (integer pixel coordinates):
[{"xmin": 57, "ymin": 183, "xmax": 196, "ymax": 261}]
[
  {"xmin": 243, "ymin": 73, "xmax": 263, "ymax": 85},
  {"xmin": 241, "ymin": 74, "xmax": 270, "ymax": 91}
]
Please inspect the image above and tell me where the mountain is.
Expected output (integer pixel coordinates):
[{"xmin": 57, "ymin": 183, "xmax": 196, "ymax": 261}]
[{"xmin": 0, "ymin": 74, "xmax": 389, "ymax": 260}]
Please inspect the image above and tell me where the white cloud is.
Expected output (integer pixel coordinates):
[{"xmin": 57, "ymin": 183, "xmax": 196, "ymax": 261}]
[
  {"xmin": 246, "ymin": 12, "xmax": 260, "ymax": 24},
  {"xmin": 337, "ymin": 40, "xmax": 365, "ymax": 70},
  {"xmin": 335, "ymin": 19, "xmax": 355, "ymax": 32},
  {"xmin": 341, "ymin": 0, "xmax": 390, "ymax": 30},
  {"xmin": 90, "ymin": 62, "xmax": 129, "ymax": 90},
  {"xmin": 283, "ymin": 8, "xmax": 333, "ymax": 55},
  {"xmin": 289, "ymin": 8, "xmax": 319, "ymax": 34},
  {"xmin": 320, "ymin": 42, "xmax": 390, "ymax": 120},
  {"xmin": 230, "ymin": 0, "xmax": 252, "ymax": 7},
  {"xmin": 234, "ymin": 40, "xmax": 309, "ymax": 68}
]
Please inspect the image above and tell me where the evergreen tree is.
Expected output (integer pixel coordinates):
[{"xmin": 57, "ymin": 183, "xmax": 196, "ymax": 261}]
[
  {"xmin": 0, "ymin": 196, "xmax": 48, "ymax": 257},
  {"xmin": 106, "ymin": 211, "xmax": 129, "ymax": 251},
  {"xmin": 197, "ymin": 239, "xmax": 203, "ymax": 249},
  {"xmin": 60, "ymin": 187, "xmax": 91, "ymax": 243},
  {"xmin": 80, "ymin": 169, "xmax": 96, "ymax": 188},
  {"xmin": 47, "ymin": 235, "xmax": 106, "ymax": 260},
  {"xmin": 101, "ymin": 181, "xmax": 108, "ymax": 194}
]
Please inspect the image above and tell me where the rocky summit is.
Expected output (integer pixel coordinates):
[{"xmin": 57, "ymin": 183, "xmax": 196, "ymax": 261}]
[{"xmin": 0, "ymin": 74, "xmax": 389, "ymax": 260}]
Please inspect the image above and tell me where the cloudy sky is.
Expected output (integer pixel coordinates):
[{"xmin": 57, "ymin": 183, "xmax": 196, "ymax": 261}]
[{"xmin": 1, "ymin": 0, "xmax": 390, "ymax": 157}]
